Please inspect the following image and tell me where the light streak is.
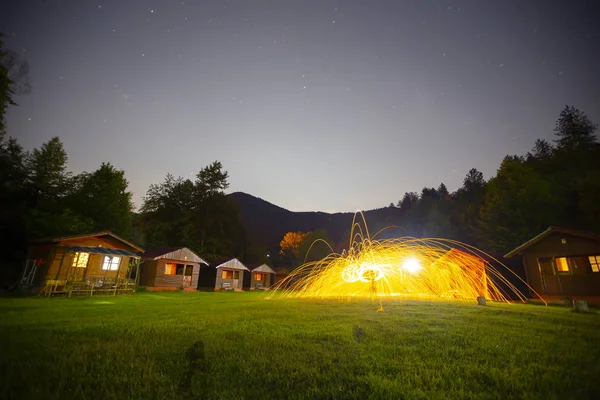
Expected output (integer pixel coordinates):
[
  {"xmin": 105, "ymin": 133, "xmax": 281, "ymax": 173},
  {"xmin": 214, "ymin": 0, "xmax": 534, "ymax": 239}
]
[{"xmin": 267, "ymin": 212, "xmax": 544, "ymax": 306}]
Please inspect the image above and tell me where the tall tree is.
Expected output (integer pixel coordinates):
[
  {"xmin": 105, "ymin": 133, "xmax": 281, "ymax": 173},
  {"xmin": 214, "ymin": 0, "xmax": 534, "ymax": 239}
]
[
  {"xmin": 195, "ymin": 161, "xmax": 230, "ymax": 248},
  {"xmin": 26, "ymin": 137, "xmax": 69, "ymax": 208},
  {"xmin": 554, "ymin": 105, "xmax": 598, "ymax": 150},
  {"xmin": 0, "ymin": 34, "xmax": 31, "ymax": 136},
  {"xmin": 70, "ymin": 162, "xmax": 134, "ymax": 237},
  {"xmin": 0, "ymin": 136, "xmax": 29, "ymax": 282}
]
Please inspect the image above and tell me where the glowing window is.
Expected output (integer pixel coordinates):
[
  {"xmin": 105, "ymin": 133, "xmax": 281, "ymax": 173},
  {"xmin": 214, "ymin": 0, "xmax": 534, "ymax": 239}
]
[
  {"xmin": 555, "ymin": 257, "xmax": 570, "ymax": 273},
  {"xmin": 165, "ymin": 263, "xmax": 177, "ymax": 275},
  {"xmin": 255, "ymin": 272, "xmax": 263, "ymax": 281},
  {"xmin": 102, "ymin": 256, "xmax": 120, "ymax": 271},
  {"xmin": 222, "ymin": 270, "xmax": 233, "ymax": 279},
  {"xmin": 589, "ymin": 256, "xmax": 600, "ymax": 273},
  {"xmin": 72, "ymin": 252, "xmax": 89, "ymax": 268}
]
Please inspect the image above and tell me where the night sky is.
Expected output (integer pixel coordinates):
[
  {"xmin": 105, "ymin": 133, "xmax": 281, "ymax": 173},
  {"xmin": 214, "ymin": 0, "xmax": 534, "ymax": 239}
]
[{"xmin": 2, "ymin": 1, "xmax": 599, "ymax": 212}]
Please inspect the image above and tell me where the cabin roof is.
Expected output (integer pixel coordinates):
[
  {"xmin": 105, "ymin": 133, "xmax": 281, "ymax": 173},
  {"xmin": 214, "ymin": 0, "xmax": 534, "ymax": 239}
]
[
  {"xmin": 504, "ymin": 226, "xmax": 600, "ymax": 258},
  {"xmin": 249, "ymin": 264, "xmax": 276, "ymax": 274},
  {"xmin": 214, "ymin": 258, "xmax": 249, "ymax": 271},
  {"xmin": 30, "ymin": 231, "xmax": 144, "ymax": 253},
  {"xmin": 143, "ymin": 247, "xmax": 208, "ymax": 264}
]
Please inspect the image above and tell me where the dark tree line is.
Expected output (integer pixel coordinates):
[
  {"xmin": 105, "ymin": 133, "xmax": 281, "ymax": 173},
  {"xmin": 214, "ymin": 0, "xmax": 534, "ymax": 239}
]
[
  {"xmin": 393, "ymin": 105, "xmax": 600, "ymax": 255},
  {"xmin": 0, "ymin": 134, "xmax": 248, "ymax": 284}
]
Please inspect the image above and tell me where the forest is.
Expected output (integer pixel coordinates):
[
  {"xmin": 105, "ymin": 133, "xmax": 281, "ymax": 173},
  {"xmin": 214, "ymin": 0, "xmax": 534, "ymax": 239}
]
[{"xmin": 1, "ymin": 36, "xmax": 599, "ymax": 285}]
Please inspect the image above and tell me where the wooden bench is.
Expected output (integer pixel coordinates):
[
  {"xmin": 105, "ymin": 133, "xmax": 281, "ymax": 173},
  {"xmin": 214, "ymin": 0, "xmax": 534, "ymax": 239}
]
[{"xmin": 221, "ymin": 282, "xmax": 233, "ymax": 291}]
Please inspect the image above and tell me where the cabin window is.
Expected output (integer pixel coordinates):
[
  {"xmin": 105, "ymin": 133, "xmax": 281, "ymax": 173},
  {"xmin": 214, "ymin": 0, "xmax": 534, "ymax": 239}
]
[
  {"xmin": 165, "ymin": 263, "xmax": 185, "ymax": 275},
  {"xmin": 222, "ymin": 270, "xmax": 233, "ymax": 279},
  {"xmin": 555, "ymin": 257, "xmax": 570, "ymax": 274},
  {"xmin": 72, "ymin": 252, "xmax": 90, "ymax": 268},
  {"xmin": 102, "ymin": 256, "xmax": 121, "ymax": 271},
  {"xmin": 185, "ymin": 265, "xmax": 193, "ymax": 276},
  {"xmin": 255, "ymin": 272, "xmax": 263, "ymax": 281},
  {"xmin": 589, "ymin": 256, "xmax": 600, "ymax": 273}
]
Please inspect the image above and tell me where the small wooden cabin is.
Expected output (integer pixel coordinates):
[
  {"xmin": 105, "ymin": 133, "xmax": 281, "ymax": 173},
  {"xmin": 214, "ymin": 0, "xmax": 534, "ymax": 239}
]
[
  {"xmin": 22, "ymin": 231, "xmax": 143, "ymax": 296},
  {"xmin": 140, "ymin": 247, "xmax": 208, "ymax": 291},
  {"xmin": 249, "ymin": 264, "xmax": 276, "ymax": 290},
  {"xmin": 504, "ymin": 226, "xmax": 600, "ymax": 304},
  {"xmin": 214, "ymin": 258, "xmax": 248, "ymax": 291}
]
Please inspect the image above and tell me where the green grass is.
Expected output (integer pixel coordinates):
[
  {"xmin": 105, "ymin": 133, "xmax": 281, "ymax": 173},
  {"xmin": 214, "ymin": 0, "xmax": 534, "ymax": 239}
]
[{"xmin": 1, "ymin": 293, "xmax": 599, "ymax": 400}]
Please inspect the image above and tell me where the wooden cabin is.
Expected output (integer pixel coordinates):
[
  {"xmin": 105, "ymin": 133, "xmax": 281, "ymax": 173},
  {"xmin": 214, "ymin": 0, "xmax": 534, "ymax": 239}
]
[
  {"xmin": 140, "ymin": 247, "xmax": 208, "ymax": 292},
  {"xmin": 21, "ymin": 232, "xmax": 143, "ymax": 296},
  {"xmin": 249, "ymin": 264, "xmax": 276, "ymax": 290},
  {"xmin": 214, "ymin": 258, "xmax": 248, "ymax": 291},
  {"xmin": 504, "ymin": 226, "xmax": 600, "ymax": 304}
]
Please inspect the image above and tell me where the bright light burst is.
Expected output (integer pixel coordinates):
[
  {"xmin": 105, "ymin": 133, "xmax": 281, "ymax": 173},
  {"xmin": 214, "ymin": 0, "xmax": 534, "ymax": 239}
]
[{"xmin": 268, "ymin": 213, "xmax": 542, "ymax": 305}]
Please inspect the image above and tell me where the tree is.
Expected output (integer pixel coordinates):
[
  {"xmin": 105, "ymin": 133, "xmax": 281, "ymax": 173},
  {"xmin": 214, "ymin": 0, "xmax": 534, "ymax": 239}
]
[
  {"xmin": 0, "ymin": 136, "xmax": 30, "ymax": 282},
  {"xmin": 0, "ymin": 34, "xmax": 31, "ymax": 136},
  {"xmin": 26, "ymin": 137, "xmax": 69, "ymax": 208},
  {"xmin": 0, "ymin": 136, "xmax": 28, "ymax": 200},
  {"xmin": 195, "ymin": 161, "xmax": 229, "ymax": 199},
  {"xmin": 140, "ymin": 161, "xmax": 245, "ymax": 258},
  {"xmin": 480, "ymin": 156, "xmax": 565, "ymax": 253},
  {"xmin": 70, "ymin": 162, "xmax": 134, "ymax": 237},
  {"xmin": 195, "ymin": 161, "xmax": 230, "ymax": 248},
  {"xmin": 279, "ymin": 231, "xmax": 309, "ymax": 266},
  {"xmin": 526, "ymin": 139, "xmax": 553, "ymax": 162},
  {"xmin": 141, "ymin": 174, "xmax": 197, "ymax": 248},
  {"xmin": 297, "ymin": 229, "xmax": 333, "ymax": 264},
  {"xmin": 554, "ymin": 105, "xmax": 598, "ymax": 150},
  {"xmin": 397, "ymin": 192, "xmax": 419, "ymax": 212},
  {"xmin": 437, "ymin": 183, "xmax": 449, "ymax": 198}
]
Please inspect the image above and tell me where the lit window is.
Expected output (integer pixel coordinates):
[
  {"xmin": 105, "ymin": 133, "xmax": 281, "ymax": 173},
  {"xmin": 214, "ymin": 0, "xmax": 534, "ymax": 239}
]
[
  {"xmin": 255, "ymin": 273, "xmax": 263, "ymax": 281},
  {"xmin": 102, "ymin": 256, "xmax": 120, "ymax": 271},
  {"xmin": 589, "ymin": 256, "xmax": 600, "ymax": 273},
  {"xmin": 72, "ymin": 252, "xmax": 90, "ymax": 268},
  {"xmin": 555, "ymin": 257, "xmax": 570, "ymax": 273},
  {"xmin": 165, "ymin": 263, "xmax": 176, "ymax": 275},
  {"xmin": 222, "ymin": 270, "xmax": 233, "ymax": 279}
]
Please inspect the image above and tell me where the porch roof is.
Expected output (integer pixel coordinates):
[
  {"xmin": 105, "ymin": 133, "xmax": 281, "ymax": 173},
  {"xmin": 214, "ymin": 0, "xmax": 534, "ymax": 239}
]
[{"xmin": 61, "ymin": 245, "xmax": 140, "ymax": 258}]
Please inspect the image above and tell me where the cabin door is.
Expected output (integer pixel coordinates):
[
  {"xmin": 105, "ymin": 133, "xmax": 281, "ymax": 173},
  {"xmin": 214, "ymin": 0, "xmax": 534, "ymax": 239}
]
[
  {"xmin": 182, "ymin": 265, "xmax": 193, "ymax": 287},
  {"xmin": 233, "ymin": 271, "xmax": 240, "ymax": 289}
]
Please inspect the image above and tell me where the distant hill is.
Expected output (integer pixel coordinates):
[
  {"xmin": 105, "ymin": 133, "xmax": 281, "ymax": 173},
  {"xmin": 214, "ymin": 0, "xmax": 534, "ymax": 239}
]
[{"xmin": 228, "ymin": 192, "xmax": 406, "ymax": 252}]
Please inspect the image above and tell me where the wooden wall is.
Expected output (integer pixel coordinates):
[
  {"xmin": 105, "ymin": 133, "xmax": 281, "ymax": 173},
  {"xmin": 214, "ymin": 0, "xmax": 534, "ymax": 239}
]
[{"xmin": 521, "ymin": 232, "xmax": 600, "ymax": 297}]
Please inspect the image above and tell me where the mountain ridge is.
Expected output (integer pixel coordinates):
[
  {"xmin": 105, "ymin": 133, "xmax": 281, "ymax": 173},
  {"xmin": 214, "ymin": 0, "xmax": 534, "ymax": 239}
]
[{"xmin": 228, "ymin": 191, "xmax": 405, "ymax": 251}]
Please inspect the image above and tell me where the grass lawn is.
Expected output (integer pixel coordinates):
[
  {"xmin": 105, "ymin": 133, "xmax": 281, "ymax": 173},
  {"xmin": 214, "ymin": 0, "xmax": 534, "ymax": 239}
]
[{"xmin": 1, "ymin": 292, "xmax": 599, "ymax": 400}]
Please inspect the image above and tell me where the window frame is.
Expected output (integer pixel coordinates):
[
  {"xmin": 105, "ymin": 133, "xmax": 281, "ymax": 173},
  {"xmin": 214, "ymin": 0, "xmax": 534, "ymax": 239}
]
[
  {"xmin": 554, "ymin": 257, "xmax": 571, "ymax": 275},
  {"xmin": 72, "ymin": 252, "xmax": 90, "ymax": 268},
  {"xmin": 221, "ymin": 270, "xmax": 233, "ymax": 279},
  {"xmin": 589, "ymin": 255, "xmax": 600, "ymax": 273},
  {"xmin": 102, "ymin": 256, "xmax": 121, "ymax": 271}
]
